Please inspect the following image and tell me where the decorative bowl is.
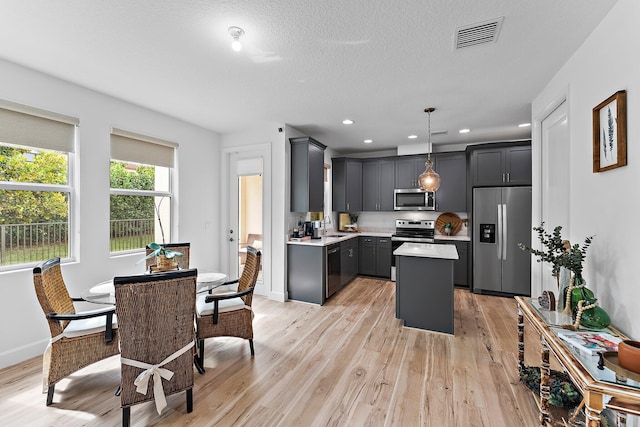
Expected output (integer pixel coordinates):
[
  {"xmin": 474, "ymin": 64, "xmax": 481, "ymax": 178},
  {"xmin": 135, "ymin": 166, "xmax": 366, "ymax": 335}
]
[{"xmin": 618, "ymin": 340, "xmax": 640, "ymax": 374}]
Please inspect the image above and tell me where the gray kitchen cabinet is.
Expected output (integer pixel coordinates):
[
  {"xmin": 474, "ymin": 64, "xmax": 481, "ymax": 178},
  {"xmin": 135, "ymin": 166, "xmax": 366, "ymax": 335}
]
[
  {"xmin": 362, "ymin": 158, "xmax": 395, "ymax": 211},
  {"xmin": 433, "ymin": 152, "xmax": 466, "ymax": 212},
  {"xmin": 359, "ymin": 236, "xmax": 376, "ymax": 276},
  {"xmin": 434, "ymin": 240, "xmax": 468, "ymax": 287},
  {"xmin": 332, "ymin": 158, "xmax": 362, "ymax": 212},
  {"xmin": 469, "ymin": 142, "xmax": 531, "ymax": 187},
  {"xmin": 359, "ymin": 236, "xmax": 391, "ymax": 279},
  {"xmin": 287, "ymin": 244, "xmax": 326, "ymax": 305},
  {"xmin": 290, "ymin": 137, "xmax": 326, "ymax": 212},
  {"xmin": 340, "ymin": 238, "xmax": 359, "ymax": 286},
  {"xmin": 395, "ymin": 155, "xmax": 428, "ymax": 188}
]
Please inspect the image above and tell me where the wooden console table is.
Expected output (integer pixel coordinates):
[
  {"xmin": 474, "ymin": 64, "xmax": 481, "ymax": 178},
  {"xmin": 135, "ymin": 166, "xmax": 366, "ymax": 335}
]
[{"xmin": 516, "ymin": 296, "xmax": 640, "ymax": 426}]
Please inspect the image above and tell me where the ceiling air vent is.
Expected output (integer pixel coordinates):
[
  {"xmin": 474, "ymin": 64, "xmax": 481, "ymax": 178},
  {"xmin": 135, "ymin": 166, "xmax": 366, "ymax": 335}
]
[{"xmin": 455, "ymin": 17, "xmax": 504, "ymax": 50}]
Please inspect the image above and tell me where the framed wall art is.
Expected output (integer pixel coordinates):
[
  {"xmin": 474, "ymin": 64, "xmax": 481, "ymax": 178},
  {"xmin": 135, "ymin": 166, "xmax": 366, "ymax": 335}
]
[{"xmin": 593, "ymin": 90, "xmax": 627, "ymax": 172}]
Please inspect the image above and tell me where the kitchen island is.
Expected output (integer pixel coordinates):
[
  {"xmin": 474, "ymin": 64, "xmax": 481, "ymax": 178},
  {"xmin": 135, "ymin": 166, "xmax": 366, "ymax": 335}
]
[{"xmin": 394, "ymin": 242, "xmax": 458, "ymax": 334}]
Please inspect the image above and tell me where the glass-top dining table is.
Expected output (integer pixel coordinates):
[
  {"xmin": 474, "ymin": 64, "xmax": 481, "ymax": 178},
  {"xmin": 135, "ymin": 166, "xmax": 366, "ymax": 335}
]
[{"xmin": 83, "ymin": 271, "xmax": 228, "ymax": 305}]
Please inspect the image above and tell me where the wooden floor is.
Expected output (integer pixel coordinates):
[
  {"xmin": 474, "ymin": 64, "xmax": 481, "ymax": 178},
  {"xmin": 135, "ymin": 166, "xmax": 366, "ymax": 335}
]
[{"xmin": 0, "ymin": 277, "xmax": 542, "ymax": 426}]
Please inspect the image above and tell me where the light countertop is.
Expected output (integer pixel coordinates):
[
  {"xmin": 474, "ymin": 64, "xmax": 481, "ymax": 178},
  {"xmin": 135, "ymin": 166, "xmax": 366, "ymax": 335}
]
[
  {"xmin": 393, "ymin": 242, "xmax": 459, "ymax": 260},
  {"xmin": 433, "ymin": 234, "xmax": 471, "ymax": 242},
  {"xmin": 287, "ymin": 231, "xmax": 392, "ymax": 247}
]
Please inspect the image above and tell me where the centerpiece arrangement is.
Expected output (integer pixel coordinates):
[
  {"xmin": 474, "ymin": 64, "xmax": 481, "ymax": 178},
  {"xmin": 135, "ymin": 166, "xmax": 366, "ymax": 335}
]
[
  {"xmin": 519, "ymin": 223, "xmax": 609, "ymax": 329},
  {"xmin": 137, "ymin": 242, "xmax": 183, "ymax": 271}
]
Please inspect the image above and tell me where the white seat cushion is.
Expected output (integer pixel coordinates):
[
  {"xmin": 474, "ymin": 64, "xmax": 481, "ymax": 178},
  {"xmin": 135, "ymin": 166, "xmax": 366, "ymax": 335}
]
[
  {"xmin": 196, "ymin": 293, "xmax": 249, "ymax": 316},
  {"xmin": 62, "ymin": 314, "xmax": 118, "ymax": 338}
]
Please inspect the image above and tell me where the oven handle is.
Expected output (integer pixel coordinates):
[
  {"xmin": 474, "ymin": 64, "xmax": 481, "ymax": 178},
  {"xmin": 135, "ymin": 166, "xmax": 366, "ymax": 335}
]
[{"xmin": 391, "ymin": 236, "xmax": 435, "ymax": 243}]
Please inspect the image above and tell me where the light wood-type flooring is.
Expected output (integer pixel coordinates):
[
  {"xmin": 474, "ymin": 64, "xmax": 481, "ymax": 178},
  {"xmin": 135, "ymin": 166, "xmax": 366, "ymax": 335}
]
[{"xmin": 0, "ymin": 277, "xmax": 544, "ymax": 426}]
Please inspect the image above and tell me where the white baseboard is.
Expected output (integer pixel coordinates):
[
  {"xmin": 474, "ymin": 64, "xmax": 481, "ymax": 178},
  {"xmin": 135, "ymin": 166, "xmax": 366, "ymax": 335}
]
[{"xmin": 0, "ymin": 338, "xmax": 46, "ymax": 370}]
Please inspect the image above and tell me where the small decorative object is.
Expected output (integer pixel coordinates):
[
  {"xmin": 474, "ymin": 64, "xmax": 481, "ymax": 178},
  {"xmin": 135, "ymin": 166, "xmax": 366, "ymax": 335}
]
[
  {"xmin": 443, "ymin": 222, "xmax": 454, "ymax": 236},
  {"xmin": 538, "ymin": 290, "xmax": 556, "ymax": 311},
  {"xmin": 593, "ymin": 90, "xmax": 627, "ymax": 173},
  {"xmin": 519, "ymin": 365, "xmax": 582, "ymax": 408},
  {"xmin": 618, "ymin": 340, "xmax": 640, "ymax": 374},
  {"xmin": 137, "ymin": 242, "xmax": 183, "ymax": 271},
  {"xmin": 348, "ymin": 212, "xmax": 359, "ymax": 229}
]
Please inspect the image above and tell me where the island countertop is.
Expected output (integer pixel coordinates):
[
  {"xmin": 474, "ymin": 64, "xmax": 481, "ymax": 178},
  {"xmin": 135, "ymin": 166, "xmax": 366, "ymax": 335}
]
[{"xmin": 393, "ymin": 242, "xmax": 459, "ymax": 260}]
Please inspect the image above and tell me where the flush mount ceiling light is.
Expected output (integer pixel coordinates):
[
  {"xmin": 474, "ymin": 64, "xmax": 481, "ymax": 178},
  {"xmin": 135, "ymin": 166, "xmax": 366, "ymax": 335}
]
[
  {"xmin": 417, "ymin": 107, "xmax": 441, "ymax": 192},
  {"xmin": 364, "ymin": 139, "xmax": 373, "ymax": 144},
  {"xmin": 408, "ymin": 135, "xmax": 418, "ymax": 139},
  {"xmin": 459, "ymin": 128, "xmax": 471, "ymax": 134},
  {"xmin": 228, "ymin": 26, "xmax": 245, "ymax": 52},
  {"xmin": 342, "ymin": 119, "xmax": 354, "ymax": 125}
]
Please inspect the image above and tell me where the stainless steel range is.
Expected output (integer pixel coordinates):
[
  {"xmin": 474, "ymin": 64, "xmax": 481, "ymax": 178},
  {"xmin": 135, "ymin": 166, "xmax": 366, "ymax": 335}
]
[{"xmin": 390, "ymin": 219, "xmax": 435, "ymax": 281}]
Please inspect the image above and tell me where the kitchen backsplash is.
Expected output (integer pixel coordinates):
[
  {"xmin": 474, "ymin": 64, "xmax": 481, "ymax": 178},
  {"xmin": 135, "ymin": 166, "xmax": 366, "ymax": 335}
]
[{"xmin": 348, "ymin": 211, "xmax": 469, "ymax": 237}]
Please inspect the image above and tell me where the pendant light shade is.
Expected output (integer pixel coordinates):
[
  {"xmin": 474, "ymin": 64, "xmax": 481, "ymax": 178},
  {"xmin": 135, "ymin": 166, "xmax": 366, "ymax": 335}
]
[
  {"xmin": 418, "ymin": 107, "xmax": 441, "ymax": 192},
  {"xmin": 418, "ymin": 158, "xmax": 441, "ymax": 192}
]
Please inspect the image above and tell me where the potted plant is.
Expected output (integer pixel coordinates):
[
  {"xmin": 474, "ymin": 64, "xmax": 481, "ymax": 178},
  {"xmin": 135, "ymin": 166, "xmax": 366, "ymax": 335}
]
[
  {"xmin": 443, "ymin": 221, "xmax": 454, "ymax": 235},
  {"xmin": 137, "ymin": 242, "xmax": 183, "ymax": 270},
  {"xmin": 518, "ymin": 223, "xmax": 568, "ymax": 290},
  {"xmin": 348, "ymin": 213, "xmax": 359, "ymax": 230}
]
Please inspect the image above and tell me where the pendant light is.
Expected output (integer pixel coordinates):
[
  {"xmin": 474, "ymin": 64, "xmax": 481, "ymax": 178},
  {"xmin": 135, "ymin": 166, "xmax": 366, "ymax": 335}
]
[{"xmin": 418, "ymin": 107, "xmax": 441, "ymax": 192}]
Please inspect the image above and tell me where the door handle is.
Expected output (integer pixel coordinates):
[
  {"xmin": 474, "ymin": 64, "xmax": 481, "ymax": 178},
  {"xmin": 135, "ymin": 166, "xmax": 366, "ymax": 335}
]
[
  {"xmin": 502, "ymin": 203, "xmax": 508, "ymax": 260},
  {"xmin": 496, "ymin": 204, "xmax": 502, "ymax": 260},
  {"xmin": 506, "ymin": 172, "xmax": 510, "ymax": 182}
]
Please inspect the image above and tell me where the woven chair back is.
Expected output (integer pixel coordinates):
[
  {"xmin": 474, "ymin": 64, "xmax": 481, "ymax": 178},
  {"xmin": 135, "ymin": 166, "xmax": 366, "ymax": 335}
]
[
  {"xmin": 114, "ymin": 269, "xmax": 197, "ymax": 408},
  {"xmin": 145, "ymin": 242, "xmax": 191, "ymax": 271},
  {"xmin": 33, "ymin": 258, "xmax": 75, "ymax": 336},
  {"xmin": 238, "ymin": 246, "xmax": 261, "ymax": 306}
]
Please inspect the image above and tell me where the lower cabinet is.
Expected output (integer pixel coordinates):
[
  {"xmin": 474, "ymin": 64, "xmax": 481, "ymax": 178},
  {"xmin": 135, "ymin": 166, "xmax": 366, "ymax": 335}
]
[
  {"xmin": 359, "ymin": 236, "xmax": 392, "ymax": 279},
  {"xmin": 287, "ymin": 244, "xmax": 326, "ymax": 305},
  {"xmin": 434, "ymin": 240, "xmax": 468, "ymax": 287},
  {"xmin": 340, "ymin": 238, "xmax": 359, "ymax": 286}
]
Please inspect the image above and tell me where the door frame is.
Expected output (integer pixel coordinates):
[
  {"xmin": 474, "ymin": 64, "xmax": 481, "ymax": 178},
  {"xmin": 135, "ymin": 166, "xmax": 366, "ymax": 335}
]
[
  {"xmin": 532, "ymin": 90, "xmax": 569, "ymax": 297},
  {"xmin": 221, "ymin": 143, "xmax": 271, "ymax": 298}
]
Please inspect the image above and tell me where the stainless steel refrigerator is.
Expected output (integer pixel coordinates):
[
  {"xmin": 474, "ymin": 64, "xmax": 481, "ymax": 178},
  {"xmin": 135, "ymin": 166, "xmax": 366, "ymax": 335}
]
[{"xmin": 473, "ymin": 186, "xmax": 531, "ymax": 296}]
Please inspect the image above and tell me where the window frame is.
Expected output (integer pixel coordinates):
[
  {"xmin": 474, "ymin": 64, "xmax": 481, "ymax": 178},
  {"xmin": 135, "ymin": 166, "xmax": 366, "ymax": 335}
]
[{"xmin": 0, "ymin": 145, "xmax": 76, "ymax": 271}]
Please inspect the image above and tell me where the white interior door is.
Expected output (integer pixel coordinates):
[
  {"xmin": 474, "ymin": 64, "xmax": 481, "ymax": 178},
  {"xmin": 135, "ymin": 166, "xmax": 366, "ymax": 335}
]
[{"xmin": 540, "ymin": 100, "xmax": 569, "ymax": 292}]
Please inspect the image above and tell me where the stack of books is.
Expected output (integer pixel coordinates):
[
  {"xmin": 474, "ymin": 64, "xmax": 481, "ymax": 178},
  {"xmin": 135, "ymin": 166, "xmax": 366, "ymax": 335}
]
[{"xmin": 556, "ymin": 330, "xmax": 622, "ymax": 356}]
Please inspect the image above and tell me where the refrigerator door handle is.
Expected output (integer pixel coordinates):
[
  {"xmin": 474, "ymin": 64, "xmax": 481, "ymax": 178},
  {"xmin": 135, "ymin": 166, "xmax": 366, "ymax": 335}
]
[
  {"xmin": 502, "ymin": 203, "xmax": 508, "ymax": 260},
  {"xmin": 497, "ymin": 204, "xmax": 502, "ymax": 260}
]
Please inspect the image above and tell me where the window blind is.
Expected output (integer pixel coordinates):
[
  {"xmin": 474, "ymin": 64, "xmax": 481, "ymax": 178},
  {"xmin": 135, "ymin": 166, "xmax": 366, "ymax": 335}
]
[
  {"xmin": 110, "ymin": 128, "xmax": 177, "ymax": 168},
  {"xmin": 0, "ymin": 100, "xmax": 78, "ymax": 153}
]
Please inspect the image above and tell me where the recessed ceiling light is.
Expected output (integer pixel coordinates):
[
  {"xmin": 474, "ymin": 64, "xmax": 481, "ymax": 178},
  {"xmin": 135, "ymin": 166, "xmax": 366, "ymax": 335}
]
[
  {"xmin": 342, "ymin": 119, "xmax": 354, "ymax": 125},
  {"xmin": 459, "ymin": 128, "xmax": 471, "ymax": 134},
  {"xmin": 364, "ymin": 139, "xmax": 373, "ymax": 144},
  {"xmin": 519, "ymin": 123, "xmax": 531, "ymax": 128},
  {"xmin": 408, "ymin": 135, "xmax": 418, "ymax": 139}
]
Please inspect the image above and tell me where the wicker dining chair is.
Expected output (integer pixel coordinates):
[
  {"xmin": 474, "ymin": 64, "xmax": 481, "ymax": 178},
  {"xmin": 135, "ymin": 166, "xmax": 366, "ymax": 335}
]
[
  {"xmin": 114, "ymin": 269, "xmax": 197, "ymax": 427},
  {"xmin": 145, "ymin": 242, "xmax": 191, "ymax": 271},
  {"xmin": 194, "ymin": 246, "xmax": 261, "ymax": 372},
  {"xmin": 32, "ymin": 257, "xmax": 119, "ymax": 406}
]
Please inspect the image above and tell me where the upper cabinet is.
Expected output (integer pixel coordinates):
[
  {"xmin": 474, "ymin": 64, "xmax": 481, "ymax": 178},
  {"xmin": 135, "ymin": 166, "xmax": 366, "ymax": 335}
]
[
  {"xmin": 362, "ymin": 158, "xmax": 395, "ymax": 211},
  {"xmin": 468, "ymin": 142, "xmax": 531, "ymax": 187},
  {"xmin": 395, "ymin": 155, "xmax": 428, "ymax": 188},
  {"xmin": 290, "ymin": 137, "xmax": 326, "ymax": 212},
  {"xmin": 332, "ymin": 158, "xmax": 362, "ymax": 212},
  {"xmin": 433, "ymin": 152, "xmax": 466, "ymax": 212}
]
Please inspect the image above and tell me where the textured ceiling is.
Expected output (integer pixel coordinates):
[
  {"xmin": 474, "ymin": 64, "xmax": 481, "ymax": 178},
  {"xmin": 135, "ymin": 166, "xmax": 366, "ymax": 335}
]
[{"xmin": 0, "ymin": 0, "xmax": 618, "ymax": 153}]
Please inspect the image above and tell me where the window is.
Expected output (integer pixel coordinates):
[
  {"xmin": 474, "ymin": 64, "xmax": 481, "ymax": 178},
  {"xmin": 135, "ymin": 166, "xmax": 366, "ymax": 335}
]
[
  {"xmin": 0, "ymin": 100, "xmax": 77, "ymax": 269},
  {"xmin": 109, "ymin": 128, "xmax": 176, "ymax": 253}
]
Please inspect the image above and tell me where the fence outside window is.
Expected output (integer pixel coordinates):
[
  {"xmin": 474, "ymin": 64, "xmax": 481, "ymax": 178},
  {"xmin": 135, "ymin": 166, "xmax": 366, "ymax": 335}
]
[{"xmin": 0, "ymin": 219, "xmax": 154, "ymax": 267}]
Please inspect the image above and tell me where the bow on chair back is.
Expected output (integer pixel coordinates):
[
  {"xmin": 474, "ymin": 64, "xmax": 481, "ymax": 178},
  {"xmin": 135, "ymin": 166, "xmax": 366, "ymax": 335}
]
[{"xmin": 114, "ymin": 268, "xmax": 197, "ymax": 426}]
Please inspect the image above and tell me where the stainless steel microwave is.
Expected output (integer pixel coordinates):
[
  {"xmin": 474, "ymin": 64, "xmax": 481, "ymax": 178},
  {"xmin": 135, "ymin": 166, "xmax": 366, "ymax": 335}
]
[{"xmin": 394, "ymin": 188, "xmax": 435, "ymax": 211}]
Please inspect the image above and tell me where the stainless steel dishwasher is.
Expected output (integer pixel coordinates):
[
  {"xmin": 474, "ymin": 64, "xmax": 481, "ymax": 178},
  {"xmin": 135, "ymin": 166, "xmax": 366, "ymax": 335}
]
[{"xmin": 326, "ymin": 243, "xmax": 341, "ymax": 298}]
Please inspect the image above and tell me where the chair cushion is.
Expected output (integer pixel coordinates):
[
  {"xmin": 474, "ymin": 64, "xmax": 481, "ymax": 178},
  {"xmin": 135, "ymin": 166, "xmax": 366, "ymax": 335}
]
[
  {"xmin": 196, "ymin": 293, "xmax": 249, "ymax": 316},
  {"xmin": 62, "ymin": 315, "xmax": 118, "ymax": 338}
]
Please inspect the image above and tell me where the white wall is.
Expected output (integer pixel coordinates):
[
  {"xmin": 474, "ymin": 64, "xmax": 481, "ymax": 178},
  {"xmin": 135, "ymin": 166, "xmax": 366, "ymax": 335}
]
[
  {"xmin": 0, "ymin": 59, "xmax": 220, "ymax": 368},
  {"xmin": 532, "ymin": 0, "xmax": 640, "ymax": 340}
]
